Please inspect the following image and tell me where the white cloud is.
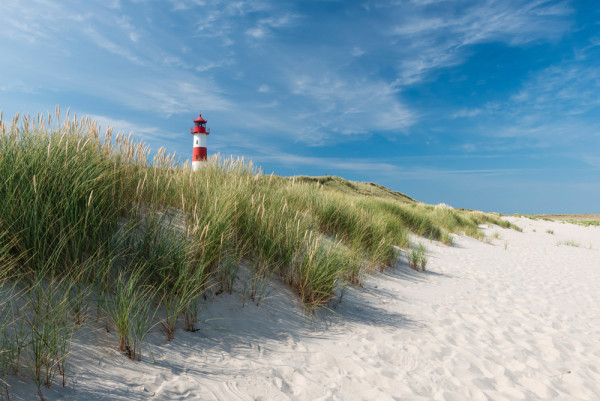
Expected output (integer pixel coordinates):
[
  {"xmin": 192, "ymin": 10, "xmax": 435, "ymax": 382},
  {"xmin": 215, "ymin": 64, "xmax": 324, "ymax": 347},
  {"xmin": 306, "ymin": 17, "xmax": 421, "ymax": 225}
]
[
  {"xmin": 389, "ymin": 0, "xmax": 573, "ymax": 85},
  {"xmin": 391, "ymin": 17, "xmax": 448, "ymax": 35},
  {"xmin": 581, "ymin": 155, "xmax": 600, "ymax": 168},
  {"xmin": 244, "ymin": 147, "xmax": 522, "ymax": 180},
  {"xmin": 195, "ymin": 60, "xmax": 231, "ymax": 72},
  {"xmin": 193, "ymin": 0, "xmax": 273, "ymax": 42},
  {"xmin": 452, "ymin": 108, "xmax": 483, "ymax": 119},
  {"xmin": 459, "ymin": 143, "xmax": 478, "ymax": 152},
  {"xmin": 125, "ymin": 78, "xmax": 231, "ymax": 116},
  {"xmin": 284, "ymin": 72, "xmax": 415, "ymax": 142},
  {"xmin": 246, "ymin": 27, "xmax": 266, "ymax": 38},
  {"xmin": 258, "ymin": 15, "xmax": 293, "ymax": 28},
  {"xmin": 87, "ymin": 113, "xmax": 176, "ymax": 142},
  {"xmin": 258, "ymin": 84, "xmax": 270, "ymax": 92},
  {"xmin": 245, "ymin": 13, "xmax": 297, "ymax": 39},
  {"xmin": 351, "ymin": 47, "xmax": 365, "ymax": 57},
  {"xmin": 255, "ymin": 100, "xmax": 279, "ymax": 108},
  {"xmin": 511, "ymin": 62, "xmax": 600, "ymax": 115},
  {"xmin": 169, "ymin": 0, "xmax": 206, "ymax": 11},
  {"xmin": 0, "ymin": 0, "xmax": 61, "ymax": 42},
  {"xmin": 84, "ymin": 28, "xmax": 144, "ymax": 65}
]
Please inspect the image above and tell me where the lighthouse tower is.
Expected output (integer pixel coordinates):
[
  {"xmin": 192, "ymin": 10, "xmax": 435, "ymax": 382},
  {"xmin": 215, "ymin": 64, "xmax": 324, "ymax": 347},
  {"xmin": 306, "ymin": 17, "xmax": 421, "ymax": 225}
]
[{"xmin": 191, "ymin": 113, "xmax": 210, "ymax": 171}]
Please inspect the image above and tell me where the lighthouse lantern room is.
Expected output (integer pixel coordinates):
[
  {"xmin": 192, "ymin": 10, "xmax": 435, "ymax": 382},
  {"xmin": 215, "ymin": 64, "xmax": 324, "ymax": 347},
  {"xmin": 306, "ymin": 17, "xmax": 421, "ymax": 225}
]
[{"xmin": 191, "ymin": 113, "xmax": 210, "ymax": 171}]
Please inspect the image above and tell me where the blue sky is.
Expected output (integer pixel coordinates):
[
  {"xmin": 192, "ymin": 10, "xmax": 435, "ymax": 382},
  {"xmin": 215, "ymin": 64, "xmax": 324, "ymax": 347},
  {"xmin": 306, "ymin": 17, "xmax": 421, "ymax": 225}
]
[{"xmin": 1, "ymin": 0, "xmax": 598, "ymax": 214}]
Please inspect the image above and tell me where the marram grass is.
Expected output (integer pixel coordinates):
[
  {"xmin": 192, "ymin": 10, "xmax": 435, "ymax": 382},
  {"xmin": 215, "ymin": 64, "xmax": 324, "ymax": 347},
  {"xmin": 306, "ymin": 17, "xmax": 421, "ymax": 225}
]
[{"xmin": 0, "ymin": 110, "xmax": 519, "ymax": 399}]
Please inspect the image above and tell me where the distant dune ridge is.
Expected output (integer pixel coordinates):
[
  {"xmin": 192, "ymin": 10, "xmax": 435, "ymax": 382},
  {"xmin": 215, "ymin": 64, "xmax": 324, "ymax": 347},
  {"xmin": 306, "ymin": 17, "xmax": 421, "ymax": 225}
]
[{"xmin": 1, "ymin": 111, "xmax": 598, "ymax": 400}]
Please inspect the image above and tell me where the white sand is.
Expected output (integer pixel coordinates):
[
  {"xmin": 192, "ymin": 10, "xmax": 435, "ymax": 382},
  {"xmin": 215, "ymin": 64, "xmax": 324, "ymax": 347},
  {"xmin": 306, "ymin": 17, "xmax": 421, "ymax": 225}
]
[{"xmin": 7, "ymin": 217, "xmax": 600, "ymax": 400}]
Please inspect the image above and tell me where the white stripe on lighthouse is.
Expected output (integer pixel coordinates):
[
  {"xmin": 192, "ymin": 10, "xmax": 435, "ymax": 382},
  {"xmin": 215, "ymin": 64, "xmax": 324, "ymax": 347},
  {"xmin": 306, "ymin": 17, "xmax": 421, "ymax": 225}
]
[{"xmin": 193, "ymin": 135, "xmax": 207, "ymax": 147}]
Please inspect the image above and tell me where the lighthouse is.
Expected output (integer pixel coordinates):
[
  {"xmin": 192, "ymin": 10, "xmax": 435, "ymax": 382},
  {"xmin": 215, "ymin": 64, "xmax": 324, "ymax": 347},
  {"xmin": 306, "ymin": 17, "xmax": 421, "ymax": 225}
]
[{"xmin": 191, "ymin": 113, "xmax": 210, "ymax": 171}]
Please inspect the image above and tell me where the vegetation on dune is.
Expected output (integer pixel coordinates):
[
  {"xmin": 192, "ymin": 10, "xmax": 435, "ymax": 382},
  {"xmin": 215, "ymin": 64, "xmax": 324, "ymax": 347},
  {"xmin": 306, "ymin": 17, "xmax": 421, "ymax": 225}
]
[
  {"xmin": 556, "ymin": 240, "xmax": 581, "ymax": 248},
  {"xmin": 292, "ymin": 175, "xmax": 417, "ymax": 203},
  {"xmin": 0, "ymin": 110, "xmax": 519, "ymax": 399},
  {"xmin": 408, "ymin": 243, "xmax": 428, "ymax": 271},
  {"xmin": 516, "ymin": 214, "xmax": 600, "ymax": 227}
]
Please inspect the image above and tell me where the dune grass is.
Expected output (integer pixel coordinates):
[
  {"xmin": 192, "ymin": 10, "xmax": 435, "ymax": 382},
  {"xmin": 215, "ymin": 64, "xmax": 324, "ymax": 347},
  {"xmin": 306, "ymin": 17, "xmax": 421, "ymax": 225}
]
[
  {"xmin": 0, "ymin": 110, "xmax": 520, "ymax": 399},
  {"xmin": 573, "ymin": 220, "xmax": 600, "ymax": 227},
  {"xmin": 535, "ymin": 214, "xmax": 600, "ymax": 226},
  {"xmin": 408, "ymin": 244, "xmax": 428, "ymax": 271},
  {"xmin": 556, "ymin": 240, "xmax": 581, "ymax": 247}
]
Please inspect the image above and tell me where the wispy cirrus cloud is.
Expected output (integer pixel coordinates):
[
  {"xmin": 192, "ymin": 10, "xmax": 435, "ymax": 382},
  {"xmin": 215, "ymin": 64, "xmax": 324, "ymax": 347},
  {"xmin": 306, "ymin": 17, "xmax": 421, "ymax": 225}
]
[
  {"xmin": 451, "ymin": 108, "xmax": 484, "ymax": 119},
  {"xmin": 250, "ymin": 151, "xmax": 524, "ymax": 180},
  {"xmin": 192, "ymin": 0, "xmax": 272, "ymax": 44},
  {"xmin": 246, "ymin": 14, "xmax": 299, "ymax": 39},
  {"xmin": 83, "ymin": 27, "xmax": 144, "ymax": 65},
  {"xmin": 388, "ymin": 0, "xmax": 573, "ymax": 85},
  {"xmin": 0, "ymin": 0, "xmax": 66, "ymax": 42},
  {"xmin": 466, "ymin": 45, "xmax": 600, "ymax": 145},
  {"xmin": 511, "ymin": 63, "xmax": 600, "ymax": 116},
  {"xmin": 87, "ymin": 114, "xmax": 178, "ymax": 142},
  {"xmin": 283, "ymin": 72, "xmax": 415, "ymax": 142},
  {"xmin": 105, "ymin": 76, "xmax": 232, "ymax": 116}
]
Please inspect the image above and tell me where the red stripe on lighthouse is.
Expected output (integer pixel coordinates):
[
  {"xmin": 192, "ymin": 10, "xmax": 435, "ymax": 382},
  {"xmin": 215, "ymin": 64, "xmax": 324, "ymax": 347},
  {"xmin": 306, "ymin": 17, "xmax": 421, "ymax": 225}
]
[{"xmin": 193, "ymin": 147, "xmax": 207, "ymax": 161}]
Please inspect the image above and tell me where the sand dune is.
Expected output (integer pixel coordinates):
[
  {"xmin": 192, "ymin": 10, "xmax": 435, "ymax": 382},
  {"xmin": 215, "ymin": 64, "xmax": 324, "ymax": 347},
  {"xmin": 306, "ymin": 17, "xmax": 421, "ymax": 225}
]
[{"xmin": 7, "ymin": 217, "xmax": 600, "ymax": 400}]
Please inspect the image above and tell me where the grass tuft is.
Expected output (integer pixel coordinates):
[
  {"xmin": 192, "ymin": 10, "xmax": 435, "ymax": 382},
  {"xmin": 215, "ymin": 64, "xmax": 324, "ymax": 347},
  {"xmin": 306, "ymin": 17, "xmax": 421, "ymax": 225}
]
[
  {"xmin": 408, "ymin": 244, "xmax": 428, "ymax": 271},
  {"xmin": 556, "ymin": 240, "xmax": 580, "ymax": 247}
]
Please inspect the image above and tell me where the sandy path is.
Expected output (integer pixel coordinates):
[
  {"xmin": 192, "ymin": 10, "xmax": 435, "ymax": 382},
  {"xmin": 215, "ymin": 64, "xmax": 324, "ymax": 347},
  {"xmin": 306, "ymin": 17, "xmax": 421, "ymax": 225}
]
[{"xmin": 8, "ymin": 217, "xmax": 600, "ymax": 400}]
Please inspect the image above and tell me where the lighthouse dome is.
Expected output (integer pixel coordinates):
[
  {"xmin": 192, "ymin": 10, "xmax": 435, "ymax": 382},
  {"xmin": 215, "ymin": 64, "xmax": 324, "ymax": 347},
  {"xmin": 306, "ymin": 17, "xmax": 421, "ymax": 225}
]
[{"xmin": 194, "ymin": 114, "xmax": 207, "ymax": 124}]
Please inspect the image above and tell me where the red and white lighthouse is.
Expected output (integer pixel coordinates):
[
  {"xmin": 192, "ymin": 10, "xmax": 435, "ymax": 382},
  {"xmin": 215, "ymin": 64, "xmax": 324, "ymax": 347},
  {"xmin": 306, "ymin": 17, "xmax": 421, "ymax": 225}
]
[{"xmin": 191, "ymin": 113, "xmax": 210, "ymax": 171}]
